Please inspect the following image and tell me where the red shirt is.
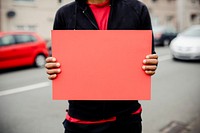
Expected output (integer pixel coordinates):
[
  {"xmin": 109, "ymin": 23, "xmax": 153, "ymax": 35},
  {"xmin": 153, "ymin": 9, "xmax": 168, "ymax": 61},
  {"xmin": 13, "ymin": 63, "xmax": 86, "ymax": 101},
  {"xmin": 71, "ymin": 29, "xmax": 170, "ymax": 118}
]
[
  {"xmin": 66, "ymin": 107, "xmax": 142, "ymax": 124},
  {"xmin": 88, "ymin": 0, "xmax": 111, "ymax": 30}
]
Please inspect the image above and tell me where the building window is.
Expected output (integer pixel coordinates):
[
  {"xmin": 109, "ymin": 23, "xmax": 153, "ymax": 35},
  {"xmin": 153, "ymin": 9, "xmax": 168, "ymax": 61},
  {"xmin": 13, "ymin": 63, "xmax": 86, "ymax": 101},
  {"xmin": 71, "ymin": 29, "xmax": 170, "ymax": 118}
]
[
  {"xmin": 16, "ymin": 25, "xmax": 37, "ymax": 31},
  {"xmin": 191, "ymin": 14, "xmax": 197, "ymax": 21},
  {"xmin": 152, "ymin": 0, "xmax": 158, "ymax": 2},
  {"xmin": 14, "ymin": 0, "xmax": 34, "ymax": 1},
  {"xmin": 166, "ymin": 16, "xmax": 174, "ymax": 22},
  {"xmin": 167, "ymin": 0, "xmax": 175, "ymax": 2},
  {"xmin": 13, "ymin": 0, "xmax": 35, "ymax": 5}
]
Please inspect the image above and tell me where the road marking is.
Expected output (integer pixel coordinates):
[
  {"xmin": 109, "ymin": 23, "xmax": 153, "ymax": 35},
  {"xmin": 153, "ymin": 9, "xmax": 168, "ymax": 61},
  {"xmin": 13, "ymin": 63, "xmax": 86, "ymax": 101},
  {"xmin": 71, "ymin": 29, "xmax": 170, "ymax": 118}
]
[
  {"xmin": 0, "ymin": 82, "xmax": 50, "ymax": 96},
  {"xmin": 159, "ymin": 55, "xmax": 172, "ymax": 62}
]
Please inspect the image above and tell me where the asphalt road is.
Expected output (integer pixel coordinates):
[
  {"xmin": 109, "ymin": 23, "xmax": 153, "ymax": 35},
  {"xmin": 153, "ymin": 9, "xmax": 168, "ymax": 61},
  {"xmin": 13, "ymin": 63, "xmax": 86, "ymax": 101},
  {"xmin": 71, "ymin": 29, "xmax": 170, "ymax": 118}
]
[{"xmin": 0, "ymin": 46, "xmax": 200, "ymax": 133}]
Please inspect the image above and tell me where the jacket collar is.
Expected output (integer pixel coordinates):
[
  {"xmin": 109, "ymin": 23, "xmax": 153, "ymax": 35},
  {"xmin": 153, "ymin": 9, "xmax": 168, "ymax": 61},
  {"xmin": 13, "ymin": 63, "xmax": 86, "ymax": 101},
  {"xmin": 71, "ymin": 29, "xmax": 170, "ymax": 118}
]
[
  {"xmin": 75, "ymin": 0, "xmax": 88, "ymax": 10},
  {"xmin": 75, "ymin": 0, "xmax": 114, "ymax": 10}
]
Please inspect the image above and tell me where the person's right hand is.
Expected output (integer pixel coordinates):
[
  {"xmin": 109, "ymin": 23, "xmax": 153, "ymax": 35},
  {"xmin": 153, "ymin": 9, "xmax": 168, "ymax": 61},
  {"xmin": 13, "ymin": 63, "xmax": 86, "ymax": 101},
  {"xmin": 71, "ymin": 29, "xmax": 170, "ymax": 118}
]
[{"xmin": 45, "ymin": 57, "xmax": 61, "ymax": 80}]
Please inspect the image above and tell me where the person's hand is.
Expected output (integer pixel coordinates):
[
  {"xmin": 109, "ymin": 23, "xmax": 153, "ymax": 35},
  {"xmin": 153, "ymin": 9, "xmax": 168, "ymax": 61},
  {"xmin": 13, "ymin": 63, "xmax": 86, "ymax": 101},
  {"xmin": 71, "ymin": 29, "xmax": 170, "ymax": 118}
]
[
  {"xmin": 45, "ymin": 57, "xmax": 61, "ymax": 80},
  {"xmin": 142, "ymin": 54, "xmax": 158, "ymax": 76}
]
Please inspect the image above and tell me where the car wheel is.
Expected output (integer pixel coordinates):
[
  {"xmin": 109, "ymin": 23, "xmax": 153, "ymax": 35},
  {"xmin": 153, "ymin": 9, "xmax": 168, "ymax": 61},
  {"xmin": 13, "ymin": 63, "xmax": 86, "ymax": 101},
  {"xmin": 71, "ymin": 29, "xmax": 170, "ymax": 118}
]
[
  {"xmin": 172, "ymin": 55, "xmax": 178, "ymax": 61},
  {"xmin": 34, "ymin": 54, "xmax": 46, "ymax": 67}
]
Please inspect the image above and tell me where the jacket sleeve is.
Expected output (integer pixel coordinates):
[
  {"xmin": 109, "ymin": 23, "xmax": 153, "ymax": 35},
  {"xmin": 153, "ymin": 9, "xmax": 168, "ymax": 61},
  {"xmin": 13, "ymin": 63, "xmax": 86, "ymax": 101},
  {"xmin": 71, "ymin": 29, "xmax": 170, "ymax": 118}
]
[{"xmin": 140, "ymin": 5, "xmax": 155, "ymax": 54}]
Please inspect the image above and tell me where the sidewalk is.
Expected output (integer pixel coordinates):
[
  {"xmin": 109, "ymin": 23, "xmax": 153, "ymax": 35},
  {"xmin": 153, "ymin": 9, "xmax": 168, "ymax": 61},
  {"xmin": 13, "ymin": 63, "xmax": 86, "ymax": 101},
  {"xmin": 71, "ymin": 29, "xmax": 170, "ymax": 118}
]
[
  {"xmin": 160, "ymin": 115, "xmax": 200, "ymax": 133},
  {"xmin": 187, "ymin": 116, "xmax": 200, "ymax": 133}
]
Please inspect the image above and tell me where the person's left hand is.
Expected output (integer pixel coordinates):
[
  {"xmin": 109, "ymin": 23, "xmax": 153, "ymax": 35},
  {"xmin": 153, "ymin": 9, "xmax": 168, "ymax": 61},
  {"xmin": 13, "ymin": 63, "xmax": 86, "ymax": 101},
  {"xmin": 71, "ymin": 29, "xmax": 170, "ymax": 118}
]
[{"xmin": 142, "ymin": 54, "xmax": 158, "ymax": 76}]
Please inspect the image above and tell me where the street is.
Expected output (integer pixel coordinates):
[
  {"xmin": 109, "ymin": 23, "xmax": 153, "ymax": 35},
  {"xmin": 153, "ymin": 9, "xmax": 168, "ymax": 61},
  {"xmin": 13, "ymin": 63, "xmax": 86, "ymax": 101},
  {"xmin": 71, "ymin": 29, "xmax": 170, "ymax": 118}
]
[{"xmin": 0, "ymin": 46, "xmax": 200, "ymax": 133}]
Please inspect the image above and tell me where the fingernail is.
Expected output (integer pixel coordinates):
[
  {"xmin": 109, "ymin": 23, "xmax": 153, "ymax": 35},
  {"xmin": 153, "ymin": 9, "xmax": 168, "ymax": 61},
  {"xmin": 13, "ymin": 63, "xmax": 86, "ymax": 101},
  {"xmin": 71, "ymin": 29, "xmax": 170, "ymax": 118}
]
[
  {"xmin": 56, "ymin": 63, "xmax": 60, "ymax": 67},
  {"xmin": 57, "ymin": 69, "xmax": 61, "ymax": 73},
  {"xmin": 52, "ymin": 58, "xmax": 56, "ymax": 61},
  {"xmin": 146, "ymin": 55, "xmax": 150, "ymax": 59},
  {"xmin": 142, "ymin": 66, "xmax": 145, "ymax": 70},
  {"xmin": 53, "ymin": 74, "xmax": 57, "ymax": 78},
  {"xmin": 143, "ymin": 60, "xmax": 146, "ymax": 64}
]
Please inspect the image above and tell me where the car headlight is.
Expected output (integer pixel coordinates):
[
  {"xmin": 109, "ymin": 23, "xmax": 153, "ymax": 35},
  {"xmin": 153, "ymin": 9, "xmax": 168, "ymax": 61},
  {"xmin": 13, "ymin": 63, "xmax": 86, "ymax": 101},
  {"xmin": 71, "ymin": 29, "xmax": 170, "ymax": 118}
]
[{"xmin": 169, "ymin": 42, "xmax": 176, "ymax": 50}]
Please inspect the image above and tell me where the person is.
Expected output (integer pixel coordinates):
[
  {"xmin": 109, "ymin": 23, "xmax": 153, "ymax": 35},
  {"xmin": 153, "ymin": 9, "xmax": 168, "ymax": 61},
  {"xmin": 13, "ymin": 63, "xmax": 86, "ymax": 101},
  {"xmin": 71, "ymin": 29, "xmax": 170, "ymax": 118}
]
[{"xmin": 45, "ymin": 0, "xmax": 158, "ymax": 132}]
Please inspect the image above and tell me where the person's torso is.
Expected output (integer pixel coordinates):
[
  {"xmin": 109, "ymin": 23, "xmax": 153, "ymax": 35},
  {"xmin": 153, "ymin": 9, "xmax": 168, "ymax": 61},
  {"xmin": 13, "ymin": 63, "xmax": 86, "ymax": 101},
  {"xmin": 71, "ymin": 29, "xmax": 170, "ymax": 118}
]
[{"xmin": 54, "ymin": 0, "xmax": 151, "ymax": 121}]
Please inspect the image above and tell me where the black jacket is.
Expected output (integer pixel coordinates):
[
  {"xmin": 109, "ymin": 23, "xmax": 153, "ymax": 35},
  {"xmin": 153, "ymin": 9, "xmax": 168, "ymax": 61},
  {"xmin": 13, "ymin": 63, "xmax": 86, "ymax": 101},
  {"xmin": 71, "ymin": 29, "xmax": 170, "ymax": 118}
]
[{"xmin": 53, "ymin": 0, "xmax": 155, "ymax": 121}]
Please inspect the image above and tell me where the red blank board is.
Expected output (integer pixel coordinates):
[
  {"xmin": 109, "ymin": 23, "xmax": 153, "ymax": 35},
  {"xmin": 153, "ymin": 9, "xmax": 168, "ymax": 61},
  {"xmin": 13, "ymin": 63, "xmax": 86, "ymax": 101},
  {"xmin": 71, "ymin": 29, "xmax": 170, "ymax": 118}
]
[{"xmin": 52, "ymin": 30, "xmax": 152, "ymax": 100}]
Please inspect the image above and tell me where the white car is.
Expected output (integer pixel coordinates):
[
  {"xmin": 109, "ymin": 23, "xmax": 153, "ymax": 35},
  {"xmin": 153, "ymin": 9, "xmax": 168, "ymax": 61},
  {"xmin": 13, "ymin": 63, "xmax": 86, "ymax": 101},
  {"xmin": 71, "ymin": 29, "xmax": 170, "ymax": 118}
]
[{"xmin": 170, "ymin": 25, "xmax": 200, "ymax": 60}]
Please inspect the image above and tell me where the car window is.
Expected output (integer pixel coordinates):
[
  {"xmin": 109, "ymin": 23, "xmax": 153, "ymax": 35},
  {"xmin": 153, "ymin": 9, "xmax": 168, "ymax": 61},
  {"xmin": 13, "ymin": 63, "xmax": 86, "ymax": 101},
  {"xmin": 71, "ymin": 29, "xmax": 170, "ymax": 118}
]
[
  {"xmin": 166, "ymin": 27, "xmax": 177, "ymax": 34},
  {"xmin": 14, "ymin": 35, "xmax": 36, "ymax": 44},
  {"xmin": 153, "ymin": 26, "xmax": 177, "ymax": 34},
  {"xmin": 153, "ymin": 26, "xmax": 165, "ymax": 34},
  {"xmin": 30, "ymin": 35, "xmax": 37, "ymax": 41},
  {"xmin": 0, "ymin": 35, "xmax": 15, "ymax": 46}
]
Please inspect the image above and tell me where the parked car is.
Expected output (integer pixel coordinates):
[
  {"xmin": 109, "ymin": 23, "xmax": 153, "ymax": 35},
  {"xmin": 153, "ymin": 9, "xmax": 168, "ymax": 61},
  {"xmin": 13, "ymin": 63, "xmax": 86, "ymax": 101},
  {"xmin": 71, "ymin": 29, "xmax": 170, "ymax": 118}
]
[
  {"xmin": 153, "ymin": 25, "xmax": 177, "ymax": 46},
  {"xmin": 170, "ymin": 25, "xmax": 200, "ymax": 60},
  {"xmin": 0, "ymin": 32, "xmax": 49, "ymax": 69}
]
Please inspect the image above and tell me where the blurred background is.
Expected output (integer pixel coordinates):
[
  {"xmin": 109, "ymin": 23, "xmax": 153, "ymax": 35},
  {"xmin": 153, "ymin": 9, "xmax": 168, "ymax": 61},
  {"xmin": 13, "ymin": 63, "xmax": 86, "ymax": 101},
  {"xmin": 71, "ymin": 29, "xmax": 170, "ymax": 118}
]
[
  {"xmin": 0, "ymin": 0, "xmax": 200, "ymax": 133},
  {"xmin": 0, "ymin": 0, "xmax": 200, "ymax": 40}
]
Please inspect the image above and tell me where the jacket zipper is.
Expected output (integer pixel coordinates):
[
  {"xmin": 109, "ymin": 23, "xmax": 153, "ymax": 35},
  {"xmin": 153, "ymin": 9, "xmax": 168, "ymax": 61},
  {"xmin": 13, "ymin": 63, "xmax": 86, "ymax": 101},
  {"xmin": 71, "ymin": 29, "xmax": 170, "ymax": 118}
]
[{"xmin": 82, "ymin": 9, "xmax": 99, "ymax": 30}]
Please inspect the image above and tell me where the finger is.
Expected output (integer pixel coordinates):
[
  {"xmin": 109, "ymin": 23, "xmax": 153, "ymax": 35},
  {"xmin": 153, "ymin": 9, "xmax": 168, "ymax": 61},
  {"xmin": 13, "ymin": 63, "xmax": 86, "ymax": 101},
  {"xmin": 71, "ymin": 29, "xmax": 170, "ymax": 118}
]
[
  {"xmin": 143, "ymin": 59, "xmax": 158, "ymax": 65},
  {"xmin": 46, "ymin": 68, "xmax": 61, "ymax": 75},
  {"xmin": 142, "ymin": 65, "xmax": 157, "ymax": 71},
  {"xmin": 46, "ymin": 57, "xmax": 57, "ymax": 63},
  {"xmin": 146, "ymin": 54, "xmax": 158, "ymax": 59},
  {"xmin": 145, "ymin": 70, "xmax": 155, "ymax": 76},
  {"xmin": 45, "ymin": 62, "xmax": 60, "ymax": 69},
  {"xmin": 48, "ymin": 74, "xmax": 57, "ymax": 80}
]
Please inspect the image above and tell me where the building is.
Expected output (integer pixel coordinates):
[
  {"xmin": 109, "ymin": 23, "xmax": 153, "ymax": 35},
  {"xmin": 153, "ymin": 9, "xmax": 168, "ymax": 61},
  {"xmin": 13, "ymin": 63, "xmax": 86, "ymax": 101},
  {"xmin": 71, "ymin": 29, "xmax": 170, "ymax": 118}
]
[
  {"xmin": 141, "ymin": 0, "xmax": 200, "ymax": 31},
  {"xmin": 176, "ymin": 0, "xmax": 200, "ymax": 31},
  {"xmin": 0, "ymin": 0, "xmax": 200, "ymax": 40},
  {"xmin": 0, "ymin": 0, "xmax": 73, "ymax": 40}
]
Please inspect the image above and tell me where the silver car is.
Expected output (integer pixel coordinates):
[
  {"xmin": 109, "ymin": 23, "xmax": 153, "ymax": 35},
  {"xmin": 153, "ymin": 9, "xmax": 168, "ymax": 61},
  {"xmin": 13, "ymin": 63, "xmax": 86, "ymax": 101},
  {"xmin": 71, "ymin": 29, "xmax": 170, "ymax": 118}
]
[{"xmin": 170, "ymin": 25, "xmax": 200, "ymax": 60}]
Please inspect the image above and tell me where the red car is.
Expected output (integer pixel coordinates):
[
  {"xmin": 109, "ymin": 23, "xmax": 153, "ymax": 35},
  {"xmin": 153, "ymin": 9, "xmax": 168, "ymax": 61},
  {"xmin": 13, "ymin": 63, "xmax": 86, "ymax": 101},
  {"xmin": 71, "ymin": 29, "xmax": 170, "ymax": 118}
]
[{"xmin": 0, "ymin": 32, "xmax": 49, "ymax": 69}]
